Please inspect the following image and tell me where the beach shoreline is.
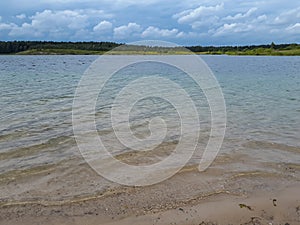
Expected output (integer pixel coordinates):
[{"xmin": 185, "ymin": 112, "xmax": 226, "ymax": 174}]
[{"xmin": 1, "ymin": 158, "xmax": 299, "ymax": 225}]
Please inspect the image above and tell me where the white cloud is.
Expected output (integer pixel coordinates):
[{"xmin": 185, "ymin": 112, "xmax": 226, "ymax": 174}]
[
  {"xmin": 8, "ymin": 9, "xmax": 111, "ymax": 39},
  {"xmin": 173, "ymin": 3, "xmax": 226, "ymax": 32},
  {"xmin": 16, "ymin": 14, "xmax": 26, "ymax": 19},
  {"xmin": 113, "ymin": 22, "xmax": 142, "ymax": 39},
  {"xmin": 75, "ymin": 9, "xmax": 113, "ymax": 19},
  {"xmin": 9, "ymin": 10, "xmax": 88, "ymax": 38},
  {"xmin": 274, "ymin": 7, "xmax": 300, "ymax": 25},
  {"xmin": 172, "ymin": 1, "xmax": 278, "ymax": 43},
  {"xmin": 93, "ymin": 20, "xmax": 112, "ymax": 33},
  {"xmin": 213, "ymin": 23, "xmax": 254, "ymax": 36},
  {"xmin": 286, "ymin": 23, "xmax": 300, "ymax": 34},
  {"xmin": 0, "ymin": 23, "xmax": 16, "ymax": 31},
  {"xmin": 223, "ymin": 7, "xmax": 257, "ymax": 20},
  {"xmin": 175, "ymin": 3, "xmax": 224, "ymax": 24},
  {"xmin": 255, "ymin": 14, "xmax": 267, "ymax": 22},
  {"xmin": 141, "ymin": 26, "xmax": 179, "ymax": 38}
]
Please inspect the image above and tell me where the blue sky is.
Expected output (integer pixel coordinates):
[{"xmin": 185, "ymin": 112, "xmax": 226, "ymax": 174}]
[{"xmin": 0, "ymin": 0, "xmax": 299, "ymax": 45}]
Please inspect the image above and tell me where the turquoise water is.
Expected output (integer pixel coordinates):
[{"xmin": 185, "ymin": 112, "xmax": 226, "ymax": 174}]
[{"xmin": 0, "ymin": 55, "xmax": 299, "ymax": 176}]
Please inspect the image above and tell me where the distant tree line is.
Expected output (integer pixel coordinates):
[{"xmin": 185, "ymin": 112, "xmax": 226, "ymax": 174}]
[
  {"xmin": 0, "ymin": 41, "xmax": 121, "ymax": 54},
  {"xmin": 0, "ymin": 41, "xmax": 299, "ymax": 54},
  {"xmin": 186, "ymin": 43, "xmax": 295, "ymax": 53}
]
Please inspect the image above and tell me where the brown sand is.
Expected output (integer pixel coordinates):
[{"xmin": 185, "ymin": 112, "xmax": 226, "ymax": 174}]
[
  {"xmin": 2, "ymin": 188, "xmax": 300, "ymax": 225},
  {"xmin": 0, "ymin": 153, "xmax": 299, "ymax": 225}
]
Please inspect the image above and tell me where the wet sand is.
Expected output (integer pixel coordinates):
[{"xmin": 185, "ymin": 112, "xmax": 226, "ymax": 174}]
[
  {"xmin": 1, "ymin": 151, "xmax": 299, "ymax": 225},
  {"xmin": 2, "ymin": 186, "xmax": 300, "ymax": 225}
]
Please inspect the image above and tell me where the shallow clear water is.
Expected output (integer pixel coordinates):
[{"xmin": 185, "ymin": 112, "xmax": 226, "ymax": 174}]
[{"xmin": 0, "ymin": 55, "xmax": 299, "ymax": 177}]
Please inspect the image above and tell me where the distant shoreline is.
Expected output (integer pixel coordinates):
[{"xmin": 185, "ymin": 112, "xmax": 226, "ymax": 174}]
[
  {"xmin": 0, "ymin": 41, "xmax": 299, "ymax": 56},
  {"xmin": 13, "ymin": 49, "xmax": 300, "ymax": 56}
]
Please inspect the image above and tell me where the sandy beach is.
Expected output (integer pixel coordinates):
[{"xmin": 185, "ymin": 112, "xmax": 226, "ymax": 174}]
[
  {"xmin": 2, "ymin": 187, "xmax": 300, "ymax": 225},
  {"xmin": 1, "ymin": 151, "xmax": 299, "ymax": 225}
]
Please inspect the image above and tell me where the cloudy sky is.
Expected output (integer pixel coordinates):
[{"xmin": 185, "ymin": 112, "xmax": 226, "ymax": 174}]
[{"xmin": 0, "ymin": 0, "xmax": 299, "ymax": 45}]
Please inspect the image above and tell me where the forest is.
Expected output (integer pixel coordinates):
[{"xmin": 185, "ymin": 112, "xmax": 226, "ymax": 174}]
[{"xmin": 0, "ymin": 41, "xmax": 121, "ymax": 54}]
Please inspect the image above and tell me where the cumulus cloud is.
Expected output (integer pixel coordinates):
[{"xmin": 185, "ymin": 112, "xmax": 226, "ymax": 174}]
[
  {"xmin": 223, "ymin": 7, "xmax": 257, "ymax": 21},
  {"xmin": 173, "ymin": 3, "xmax": 226, "ymax": 32},
  {"xmin": 286, "ymin": 23, "xmax": 300, "ymax": 34},
  {"xmin": 16, "ymin": 14, "xmax": 26, "ymax": 19},
  {"xmin": 113, "ymin": 22, "xmax": 142, "ymax": 39},
  {"xmin": 255, "ymin": 15, "xmax": 267, "ymax": 22},
  {"xmin": 7, "ymin": 9, "xmax": 111, "ymax": 39},
  {"xmin": 174, "ymin": 3, "xmax": 224, "ymax": 24},
  {"xmin": 169, "ymin": 1, "xmax": 291, "ymax": 44},
  {"xmin": 274, "ymin": 7, "xmax": 300, "ymax": 25},
  {"xmin": 141, "ymin": 26, "xmax": 178, "ymax": 38},
  {"xmin": 93, "ymin": 20, "xmax": 112, "ymax": 33},
  {"xmin": 9, "ymin": 10, "xmax": 87, "ymax": 38},
  {"xmin": 213, "ymin": 23, "xmax": 254, "ymax": 36},
  {"xmin": 0, "ymin": 23, "xmax": 16, "ymax": 31}
]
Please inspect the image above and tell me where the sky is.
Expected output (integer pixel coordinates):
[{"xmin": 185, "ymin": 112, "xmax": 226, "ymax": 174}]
[{"xmin": 0, "ymin": 0, "xmax": 299, "ymax": 46}]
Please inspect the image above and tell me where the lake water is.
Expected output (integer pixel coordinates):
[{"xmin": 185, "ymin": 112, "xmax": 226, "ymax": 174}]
[{"xmin": 0, "ymin": 55, "xmax": 299, "ymax": 198}]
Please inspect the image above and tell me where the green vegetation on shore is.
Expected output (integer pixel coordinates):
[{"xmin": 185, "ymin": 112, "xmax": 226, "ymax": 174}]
[
  {"xmin": 16, "ymin": 48, "xmax": 106, "ymax": 55},
  {"xmin": 188, "ymin": 43, "xmax": 300, "ymax": 56},
  {"xmin": 0, "ymin": 41, "xmax": 299, "ymax": 56}
]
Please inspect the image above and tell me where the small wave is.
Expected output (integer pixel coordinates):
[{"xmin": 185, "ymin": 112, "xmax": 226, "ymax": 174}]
[
  {"xmin": 242, "ymin": 140, "xmax": 300, "ymax": 154},
  {"xmin": 0, "ymin": 163, "xmax": 58, "ymax": 184},
  {"xmin": 114, "ymin": 141, "xmax": 178, "ymax": 166},
  {"xmin": 0, "ymin": 136, "xmax": 75, "ymax": 160},
  {"xmin": 0, "ymin": 130, "xmax": 27, "ymax": 143}
]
